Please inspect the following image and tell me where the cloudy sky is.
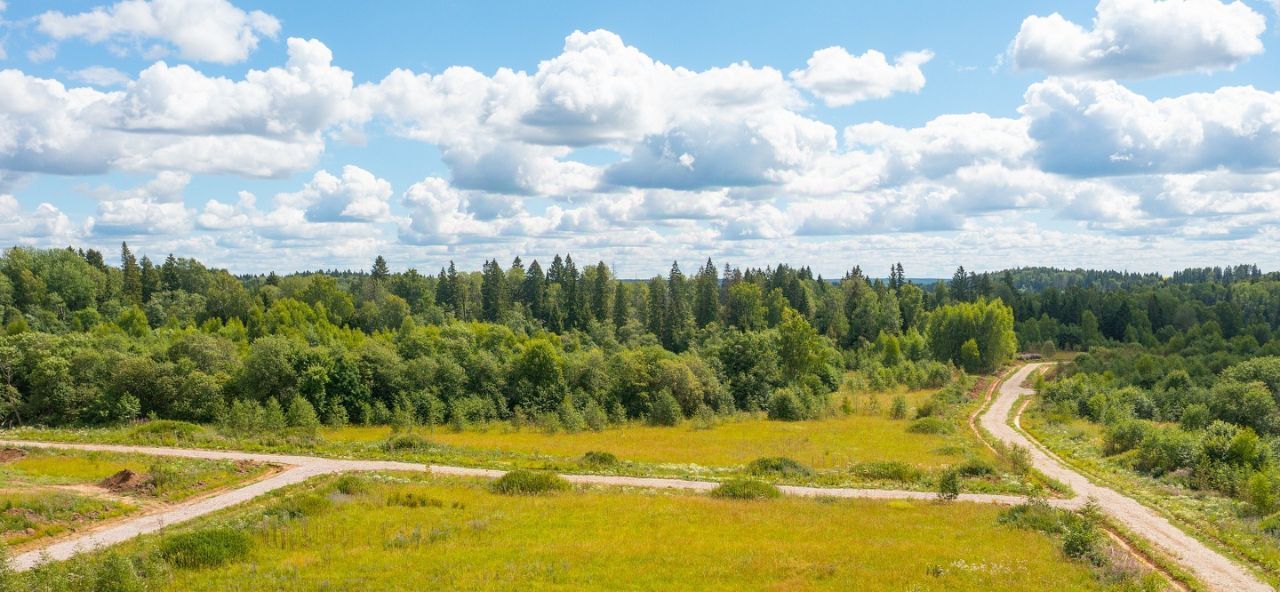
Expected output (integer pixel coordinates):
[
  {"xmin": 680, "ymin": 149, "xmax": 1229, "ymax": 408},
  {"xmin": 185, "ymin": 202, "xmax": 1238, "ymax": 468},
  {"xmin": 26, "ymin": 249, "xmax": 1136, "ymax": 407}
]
[{"xmin": 1, "ymin": 0, "xmax": 1279, "ymax": 277}]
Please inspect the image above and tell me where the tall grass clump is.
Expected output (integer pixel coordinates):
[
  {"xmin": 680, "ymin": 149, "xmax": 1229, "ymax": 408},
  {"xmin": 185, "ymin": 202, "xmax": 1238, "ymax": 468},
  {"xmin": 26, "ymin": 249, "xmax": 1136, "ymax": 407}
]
[
  {"xmin": 490, "ymin": 470, "xmax": 570, "ymax": 495},
  {"xmin": 710, "ymin": 479, "xmax": 781, "ymax": 500},
  {"xmin": 159, "ymin": 528, "xmax": 253, "ymax": 569},
  {"xmin": 745, "ymin": 457, "xmax": 813, "ymax": 478}
]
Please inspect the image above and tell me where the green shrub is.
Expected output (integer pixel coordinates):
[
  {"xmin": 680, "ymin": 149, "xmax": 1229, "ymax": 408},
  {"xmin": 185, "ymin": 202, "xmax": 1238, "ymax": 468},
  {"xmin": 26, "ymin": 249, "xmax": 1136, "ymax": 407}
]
[
  {"xmin": 767, "ymin": 388, "xmax": 805, "ymax": 421},
  {"xmin": 711, "ymin": 479, "xmax": 781, "ymax": 500},
  {"xmin": 907, "ymin": 417, "xmax": 953, "ymax": 434},
  {"xmin": 583, "ymin": 399, "xmax": 608, "ymax": 432},
  {"xmin": 490, "ymin": 470, "xmax": 570, "ymax": 495},
  {"xmin": 647, "ymin": 390, "xmax": 683, "ymax": 426},
  {"xmin": 159, "ymin": 528, "xmax": 253, "ymax": 569},
  {"xmin": 998, "ymin": 500, "xmax": 1065, "ymax": 534},
  {"xmin": 386, "ymin": 490, "xmax": 444, "ymax": 508},
  {"xmin": 383, "ymin": 433, "xmax": 433, "ymax": 451},
  {"xmin": 94, "ymin": 552, "xmax": 143, "ymax": 592},
  {"xmin": 580, "ymin": 451, "xmax": 619, "ymax": 468},
  {"xmin": 1246, "ymin": 470, "xmax": 1280, "ymax": 515},
  {"xmin": 333, "ymin": 475, "xmax": 368, "ymax": 496},
  {"xmin": 936, "ymin": 469, "xmax": 961, "ymax": 501},
  {"xmin": 266, "ymin": 494, "xmax": 331, "ymax": 520},
  {"xmin": 1103, "ymin": 420, "xmax": 1151, "ymax": 456},
  {"xmin": 1261, "ymin": 511, "xmax": 1280, "ymax": 537},
  {"xmin": 129, "ymin": 419, "xmax": 204, "ymax": 443},
  {"xmin": 889, "ymin": 395, "xmax": 908, "ymax": 419},
  {"xmin": 745, "ymin": 457, "xmax": 813, "ymax": 478},
  {"xmin": 851, "ymin": 461, "xmax": 923, "ymax": 483},
  {"xmin": 953, "ymin": 458, "xmax": 997, "ymax": 478}
]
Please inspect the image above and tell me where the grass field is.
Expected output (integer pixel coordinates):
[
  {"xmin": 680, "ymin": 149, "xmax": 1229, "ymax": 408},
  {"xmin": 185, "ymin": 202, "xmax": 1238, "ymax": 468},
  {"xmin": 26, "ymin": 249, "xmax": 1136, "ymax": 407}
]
[
  {"xmin": 326, "ymin": 389, "xmax": 964, "ymax": 470},
  {"xmin": 23, "ymin": 474, "xmax": 1133, "ymax": 592},
  {"xmin": 1022, "ymin": 399, "xmax": 1280, "ymax": 587},
  {"xmin": 0, "ymin": 491, "xmax": 135, "ymax": 547},
  {"xmin": 0, "ymin": 447, "xmax": 274, "ymax": 501},
  {"xmin": 0, "ymin": 384, "xmax": 1028, "ymax": 494}
]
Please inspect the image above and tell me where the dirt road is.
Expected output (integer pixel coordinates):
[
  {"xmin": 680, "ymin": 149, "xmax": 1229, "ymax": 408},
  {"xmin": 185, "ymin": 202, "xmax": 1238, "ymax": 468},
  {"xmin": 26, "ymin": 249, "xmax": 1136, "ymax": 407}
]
[
  {"xmin": 1, "ymin": 438, "xmax": 1057, "ymax": 571},
  {"xmin": 981, "ymin": 364, "xmax": 1273, "ymax": 592}
]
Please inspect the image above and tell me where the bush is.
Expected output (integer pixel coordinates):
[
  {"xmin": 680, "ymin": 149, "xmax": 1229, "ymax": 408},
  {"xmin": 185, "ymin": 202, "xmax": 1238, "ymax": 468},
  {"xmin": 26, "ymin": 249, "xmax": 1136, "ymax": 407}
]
[
  {"xmin": 852, "ymin": 461, "xmax": 923, "ymax": 483},
  {"xmin": 580, "ymin": 450, "xmax": 619, "ymax": 468},
  {"xmin": 936, "ymin": 470, "xmax": 961, "ymax": 501},
  {"xmin": 1103, "ymin": 420, "xmax": 1152, "ymax": 456},
  {"xmin": 383, "ymin": 433, "xmax": 433, "ymax": 451},
  {"xmin": 490, "ymin": 470, "xmax": 570, "ymax": 495},
  {"xmin": 1261, "ymin": 511, "xmax": 1280, "ymax": 537},
  {"xmin": 386, "ymin": 489, "xmax": 444, "ymax": 508},
  {"xmin": 648, "ymin": 390, "xmax": 683, "ymax": 426},
  {"xmin": 1007, "ymin": 444, "xmax": 1033, "ymax": 476},
  {"xmin": 333, "ymin": 475, "xmax": 368, "ymax": 496},
  {"xmin": 95, "ymin": 552, "xmax": 143, "ymax": 592},
  {"xmin": 1246, "ymin": 470, "xmax": 1280, "ymax": 515},
  {"xmin": 285, "ymin": 395, "xmax": 320, "ymax": 435},
  {"xmin": 129, "ymin": 419, "xmax": 204, "ymax": 443},
  {"xmin": 266, "ymin": 493, "xmax": 331, "ymax": 520},
  {"xmin": 1179, "ymin": 403, "xmax": 1212, "ymax": 431},
  {"xmin": 953, "ymin": 458, "xmax": 997, "ymax": 478},
  {"xmin": 159, "ymin": 527, "xmax": 253, "ymax": 569},
  {"xmin": 583, "ymin": 399, "xmax": 608, "ymax": 432},
  {"xmin": 767, "ymin": 388, "xmax": 805, "ymax": 421},
  {"xmin": 710, "ymin": 479, "xmax": 780, "ymax": 500},
  {"xmin": 907, "ymin": 417, "xmax": 953, "ymax": 434},
  {"xmin": 998, "ymin": 500, "xmax": 1064, "ymax": 533},
  {"xmin": 745, "ymin": 457, "xmax": 813, "ymax": 478},
  {"xmin": 889, "ymin": 395, "xmax": 908, "ymax": 419}
]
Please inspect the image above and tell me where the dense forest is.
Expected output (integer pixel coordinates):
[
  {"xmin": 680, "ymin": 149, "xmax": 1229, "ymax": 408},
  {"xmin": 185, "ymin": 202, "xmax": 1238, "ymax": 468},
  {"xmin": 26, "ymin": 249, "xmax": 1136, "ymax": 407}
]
[
  {"xmin": 0, "ymin": 245, "xmax": 1022, "ymax": 431},
  {"xmin": 3, "ymin": 243, "xmax": 1280, "ymax": 474}
]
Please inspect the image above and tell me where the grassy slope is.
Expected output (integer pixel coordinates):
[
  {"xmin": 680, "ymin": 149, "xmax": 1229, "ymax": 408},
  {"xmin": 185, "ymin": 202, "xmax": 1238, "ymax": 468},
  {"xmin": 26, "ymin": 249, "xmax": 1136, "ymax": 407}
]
[
  {"xmin": 129, "ymin": 475, "xmax": 1111, "ymax": 592},
  {"xmin": 1021, "ymin": 400, "xmax": 1280, "ymax": 586}
]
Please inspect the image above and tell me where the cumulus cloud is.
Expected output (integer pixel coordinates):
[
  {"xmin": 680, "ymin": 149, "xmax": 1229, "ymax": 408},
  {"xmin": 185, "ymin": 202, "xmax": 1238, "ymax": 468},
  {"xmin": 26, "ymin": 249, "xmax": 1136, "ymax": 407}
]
[
  {"xmin": 84, "ymin": 172, "xmax": 193, "ymax": 235},
  {"xmin": 37, "ymin": 0, "xmax": 281, "ymax": 64},
  {"xmin": 0, "ymin": 37, "xmax": 357, "ymax": 178},
  {"xmin": 276, "ymin": 165, "xmax": 393, "ymax": 223},
  {"xmin": 1022, "ymin": 77, "xmax": 1280, "ymax": 176},
  {"xmin": 0, "ymin": 195, "xmax": 78, "ymax": 243},
  {"xmin": 1011, "ymin": 0, "xmax": 1266, "ymax": 78},
  {"xmin": 790, "ymin": 47, "xmax": 932, "ymax": 107},
  {"xmin": 367, "ymin": 29, "xmax": 824, "ymax": 193}
]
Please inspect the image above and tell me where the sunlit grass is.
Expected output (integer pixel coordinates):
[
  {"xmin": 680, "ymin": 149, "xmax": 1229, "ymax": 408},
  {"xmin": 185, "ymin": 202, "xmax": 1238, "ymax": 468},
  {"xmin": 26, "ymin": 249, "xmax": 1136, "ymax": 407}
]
[
  {"xmin": 326, "ymin": 389, "xmax": 971, "ymax": 470},
  {"xmin": 0, "ymin": 448, "xmax": 272, "ymax": 502},
  {"xmin": 0, "ymin": 491, "xmax": 135, "ymax": 547},
  {"xmin": 130, "ymin": 475, "xmax": 1114, "ymax": 591}
]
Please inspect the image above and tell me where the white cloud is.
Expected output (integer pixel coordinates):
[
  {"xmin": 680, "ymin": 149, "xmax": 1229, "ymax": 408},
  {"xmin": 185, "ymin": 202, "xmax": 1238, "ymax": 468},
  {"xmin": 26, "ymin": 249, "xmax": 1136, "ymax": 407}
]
[
  {"xmin": 789, "ymin": 47, "xmax": 932, "ymax": 107},
  {"xmin": 69, "ymin": 66, "xmax": 131, "ymax": 87},
  {"xmin": 84, "ymin": 172, "xmax": 193, "ymax": 235},
  {"xmin": 1012, "ymin": 0, "xmax": 1266, "ymax": 78},
  {"xmin": 37, "ymin": 0, "xmax": 281, "ymax": 64},
  {"xmin": 1022, "ymin": 77, "xmax": 1280, "ymax": 176},
  {"xmin": 276, "ymin": 165, "xmax": 393, "ymax": 223},
  {"xmin": 0, "ymin": 195, "xmax": 78, "ymax": 243},
  {"xmin": 0, "ymin": 37, "xmax": 358, "ymax": 178}
]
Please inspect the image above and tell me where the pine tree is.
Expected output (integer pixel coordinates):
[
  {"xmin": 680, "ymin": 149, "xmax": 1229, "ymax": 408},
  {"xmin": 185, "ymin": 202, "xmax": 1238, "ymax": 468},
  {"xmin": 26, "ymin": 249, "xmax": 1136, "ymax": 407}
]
[
  {"xmin": 612, "ymin": 282, "xmax": 629, "ymax": 329},
  {"xmin": 522, "ymin": 260, "xmax": 546, "ymax": 323},
  {"xmin": 480, "ymin": 259, "xmax": 507, "ymax": 322},
  {"xmin": 693, "ymin": 258, "xmax": 720, "ymax": 327},
  {"xmin": 663, "ymin": 262, "xmax": 693, "ymax": 351},
  {"xmin": 371, "ymin": 256, "xmax": 390, "ymax": 283},
  {"xmin": 139, "ymin": 255, "xmax": 160, "ymax": 302},
  {"xmin": 120, "ymin": 242, "xmax": 142, "ymax": 305},
  {"xmin": 161, "ymin": 254, "xmax": 180, "ymax": 291},
  {"xmin": 590, "ymin": 261, "xmax": 611, "ymax": 323}
]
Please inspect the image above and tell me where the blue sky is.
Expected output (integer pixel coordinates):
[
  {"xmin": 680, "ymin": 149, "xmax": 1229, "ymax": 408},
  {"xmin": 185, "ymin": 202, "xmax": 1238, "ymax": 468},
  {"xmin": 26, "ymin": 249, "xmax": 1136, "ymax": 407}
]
[{"xmin": 1, "ymin": 0, "xmax": 1279, "ymax": 277}]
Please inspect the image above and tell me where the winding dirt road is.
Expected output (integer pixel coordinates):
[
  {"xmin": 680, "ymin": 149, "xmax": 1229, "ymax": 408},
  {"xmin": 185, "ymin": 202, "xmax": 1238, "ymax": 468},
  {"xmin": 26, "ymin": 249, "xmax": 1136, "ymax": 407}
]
[
  {"xmin": 983, "ymin": 364, "xmax": 1273, "ymax": 592},
  {"xmin": 4, "ymin": 363, "xmax": 1273, "ymax": 590},
  {"xmin": 0, "ymin": 439, "xmax": 1057, "ymax": 572}
]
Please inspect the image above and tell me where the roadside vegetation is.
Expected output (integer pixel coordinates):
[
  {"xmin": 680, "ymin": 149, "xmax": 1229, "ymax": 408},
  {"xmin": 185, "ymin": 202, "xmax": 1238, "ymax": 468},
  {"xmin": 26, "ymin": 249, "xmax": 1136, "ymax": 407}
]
[
  {"xmin": 6, "ymin": 474, "xmax": 1162, "ymax": 592},
  {"xmin": 0, "ymin": 446, "xmax": 270, "ymax": 550}
]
